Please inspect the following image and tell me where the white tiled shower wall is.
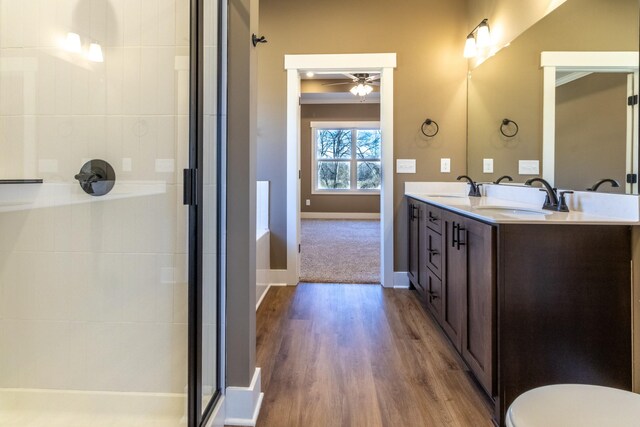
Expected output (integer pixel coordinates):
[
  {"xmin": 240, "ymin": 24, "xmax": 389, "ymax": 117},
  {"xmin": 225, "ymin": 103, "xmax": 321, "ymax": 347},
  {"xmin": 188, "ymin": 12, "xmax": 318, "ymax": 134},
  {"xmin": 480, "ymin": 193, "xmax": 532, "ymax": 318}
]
[{"xmin": 0, "ymin": 0, "xmax": 198, "ymax": 394}]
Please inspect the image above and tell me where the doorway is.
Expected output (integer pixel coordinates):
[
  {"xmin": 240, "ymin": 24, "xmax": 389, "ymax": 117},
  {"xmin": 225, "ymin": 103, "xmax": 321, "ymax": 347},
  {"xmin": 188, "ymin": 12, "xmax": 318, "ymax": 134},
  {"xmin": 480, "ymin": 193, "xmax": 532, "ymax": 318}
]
[{"xmin": 284, "ymin": 53, "xmax": 397, "ymax": 287}]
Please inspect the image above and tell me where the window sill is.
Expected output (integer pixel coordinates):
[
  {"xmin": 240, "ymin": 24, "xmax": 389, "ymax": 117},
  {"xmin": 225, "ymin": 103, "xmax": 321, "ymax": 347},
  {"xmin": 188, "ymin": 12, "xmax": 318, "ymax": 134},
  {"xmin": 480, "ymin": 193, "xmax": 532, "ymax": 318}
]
[{"xmin": 312, "ymin": 190, "xmax": 380, "ymax": 196}]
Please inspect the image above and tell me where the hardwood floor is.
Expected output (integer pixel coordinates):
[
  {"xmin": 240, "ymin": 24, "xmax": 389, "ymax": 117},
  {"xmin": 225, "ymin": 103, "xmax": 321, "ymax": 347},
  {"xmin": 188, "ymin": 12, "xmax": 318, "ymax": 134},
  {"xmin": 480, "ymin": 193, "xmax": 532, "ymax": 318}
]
[{"xmin": 254, "ymin": 284, "xmax": 494, "ymax": 427}]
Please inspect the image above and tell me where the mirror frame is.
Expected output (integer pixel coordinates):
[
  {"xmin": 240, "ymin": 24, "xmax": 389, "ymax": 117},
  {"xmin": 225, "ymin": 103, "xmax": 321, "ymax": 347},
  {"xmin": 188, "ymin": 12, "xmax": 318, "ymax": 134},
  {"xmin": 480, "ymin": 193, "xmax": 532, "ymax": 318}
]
[{"xmin": 541, "ymin": 51, "xmax": 639, "ymax": 191}]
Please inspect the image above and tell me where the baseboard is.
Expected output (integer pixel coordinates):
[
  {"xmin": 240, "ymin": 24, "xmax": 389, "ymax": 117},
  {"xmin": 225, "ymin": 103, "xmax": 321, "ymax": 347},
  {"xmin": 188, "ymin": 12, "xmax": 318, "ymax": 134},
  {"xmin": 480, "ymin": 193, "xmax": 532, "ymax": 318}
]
[
  {"xmin": 225, "ymin": 368, "xmax": 264, "ymax": 426},
  {"xmin": 394, "ymin": 271, "xmax": 410, "ymax": 288},
  {"xmin": 301, "ymin": 212, "xmax": 380, "ymax": 220},
  {"xmin": 268, "ymin": 269, "xmax": 290, "ymax": 284},
  {"xmin": 256, "ymin": 284, "xmax": 271, "ymax": 310}
]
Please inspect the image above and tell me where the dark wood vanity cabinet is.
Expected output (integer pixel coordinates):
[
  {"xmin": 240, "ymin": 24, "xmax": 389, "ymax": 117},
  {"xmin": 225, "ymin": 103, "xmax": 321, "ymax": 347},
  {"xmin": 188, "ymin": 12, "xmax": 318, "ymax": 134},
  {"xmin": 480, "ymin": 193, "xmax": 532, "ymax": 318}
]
[
  {"xmin": 406, "ymin": 196, "xmax": 632, "ymax": 427},
  {"xmin": 441, "ymin": 211, "xmax": 495, "ymax": 394},
  {"xmin": 407, "ymin": 201, "xmax": 421, "ymax": 287},
  {"xmin": 407, "ymin": 199, "xmax": 496, "ymax": 395}
]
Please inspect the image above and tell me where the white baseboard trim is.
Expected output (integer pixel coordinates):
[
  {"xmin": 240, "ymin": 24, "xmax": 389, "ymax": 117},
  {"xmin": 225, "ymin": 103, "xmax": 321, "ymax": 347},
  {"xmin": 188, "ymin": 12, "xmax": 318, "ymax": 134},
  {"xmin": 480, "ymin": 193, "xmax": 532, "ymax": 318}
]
[
  {"xmin": 394, "ymin": 271, "xmax": 410, "ymax": 288},
  {"xmin": 204, "ymin": 395, "xmax": 226, "ymax": 427},
  {"xmin": 256, "ymin": 284, "xmax": 271, "ymax": 310},
  {"xmin": 225, "ymin": 368, "xmax": 264, "ymax": 426},
  {"xmin": 268, "ymin": 269, "xmax": 290, "ymax": 284},
  {"xmin": 301, "ymin": 212, "xmax": 380, "ymax": 220}
]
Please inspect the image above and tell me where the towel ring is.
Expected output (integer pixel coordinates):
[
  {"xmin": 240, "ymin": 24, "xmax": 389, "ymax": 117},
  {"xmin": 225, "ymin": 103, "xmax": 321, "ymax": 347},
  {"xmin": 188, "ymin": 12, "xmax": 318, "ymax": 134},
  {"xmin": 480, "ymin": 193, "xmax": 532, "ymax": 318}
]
[
  {"xmin": 421, "ymin": 118, "xmax": 439, "ymax": 137},
  {"xmin": 500, "ymin": 118, "xmax": 519, "ymax": 137}
]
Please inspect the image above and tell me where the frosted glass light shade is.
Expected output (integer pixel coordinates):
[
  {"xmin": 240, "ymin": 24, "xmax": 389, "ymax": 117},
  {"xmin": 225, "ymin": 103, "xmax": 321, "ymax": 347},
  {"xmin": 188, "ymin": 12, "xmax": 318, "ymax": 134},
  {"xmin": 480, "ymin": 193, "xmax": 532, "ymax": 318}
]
[
  {"xmin": 65, "ymin": 32, "xmax": 82, "ymax": 53},
  {"xmin": 350, "ymin": 83, "xmax": 373, "ymax": 97},
  {"xmin": 87, "ymin": 43, "xmax": 104, "ymax": 62},
  {"xmin": 476, "ymin": 22, "xmax": 491, "ymax": 48},
  {"xmin": 463, "ymin": 35, "xmax": 477, "ymax": 58}
]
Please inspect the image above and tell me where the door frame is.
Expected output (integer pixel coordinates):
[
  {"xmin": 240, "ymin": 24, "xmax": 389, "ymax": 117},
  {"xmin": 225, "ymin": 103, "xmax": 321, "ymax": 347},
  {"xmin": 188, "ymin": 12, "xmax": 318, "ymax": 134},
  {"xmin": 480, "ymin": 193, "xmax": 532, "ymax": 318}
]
[
  {"xmin": 541, "ymin": 51, "xmax": 639, "ymax": 191},
  {"xmin": 284, "ymin": 53, "xmax": 397, "ymax": 287}
]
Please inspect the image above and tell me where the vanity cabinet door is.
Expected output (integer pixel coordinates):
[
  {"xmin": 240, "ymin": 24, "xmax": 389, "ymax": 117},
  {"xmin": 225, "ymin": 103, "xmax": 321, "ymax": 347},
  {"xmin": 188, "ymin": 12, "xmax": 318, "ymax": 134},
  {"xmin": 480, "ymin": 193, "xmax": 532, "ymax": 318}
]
[
  {"xmin": 442, "ymin": 212, "xmax": 464, "ymax": 351},
  {"xmin": 461, "ymin": 217, "xmax": 495, "ymax": 396},
  {"xmin": 408, "ymin": 200, "xmax": 421, "ymax": 287},
  {"xmin": 425, "ymin": 269, "xmax": 442, "ymax": 320}
]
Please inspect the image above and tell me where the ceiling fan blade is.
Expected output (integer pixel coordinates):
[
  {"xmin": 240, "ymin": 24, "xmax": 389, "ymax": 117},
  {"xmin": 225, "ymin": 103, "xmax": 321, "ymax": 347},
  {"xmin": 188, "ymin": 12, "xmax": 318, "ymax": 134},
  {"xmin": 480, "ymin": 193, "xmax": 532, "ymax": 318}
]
[
  {"xmin": 342, "ymin": 73, "xmax": 358, "ymax": 81},
  {"xmin": 321, "ymin": 81, "xmax": 354, "ymax": 86},
  {"xmin": 366, "ymin": 75, "xmax": 381, "ymax": 82}
]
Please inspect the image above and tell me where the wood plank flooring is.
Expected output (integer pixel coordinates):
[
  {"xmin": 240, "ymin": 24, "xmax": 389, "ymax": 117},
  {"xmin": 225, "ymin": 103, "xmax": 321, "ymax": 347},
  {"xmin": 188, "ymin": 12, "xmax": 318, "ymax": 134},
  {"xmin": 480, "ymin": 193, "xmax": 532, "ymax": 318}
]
[{"xmin": 254, "ymin": 284, "xmax": 494, "ymax": 427}]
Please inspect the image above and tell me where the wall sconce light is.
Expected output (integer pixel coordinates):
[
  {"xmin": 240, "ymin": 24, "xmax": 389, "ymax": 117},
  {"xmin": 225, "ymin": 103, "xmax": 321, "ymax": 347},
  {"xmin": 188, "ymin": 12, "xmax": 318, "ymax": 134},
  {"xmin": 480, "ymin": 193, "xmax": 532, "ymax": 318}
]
[
  {"xmin": 86, "ymin": 43, "xmax": 104, "ymax": 63},
  {"xmin": 65, "ymin": 32, "xmax": 82, "ymax": 53},
  {"xmin": 464, "ymin": 18, "xmax": 491, "ymax": 58}
]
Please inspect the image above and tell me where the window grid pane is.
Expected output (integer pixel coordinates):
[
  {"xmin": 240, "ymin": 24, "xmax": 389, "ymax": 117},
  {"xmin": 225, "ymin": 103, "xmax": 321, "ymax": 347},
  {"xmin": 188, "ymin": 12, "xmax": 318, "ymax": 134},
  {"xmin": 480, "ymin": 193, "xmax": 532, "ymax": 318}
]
[
  {"xmin": 316, "ymin": 129, "xmax": 352, "ymax": 159},
  {"xmin": 356, "ymin": 130, "xmax": 381, "ymax": 160},
  {"xmin": 357, "ymin": 161, "xmax": 381, "ymax": 189},
  {"xmin": 317, "ymin": 161, "xmax": 351, "ymax": 189}
]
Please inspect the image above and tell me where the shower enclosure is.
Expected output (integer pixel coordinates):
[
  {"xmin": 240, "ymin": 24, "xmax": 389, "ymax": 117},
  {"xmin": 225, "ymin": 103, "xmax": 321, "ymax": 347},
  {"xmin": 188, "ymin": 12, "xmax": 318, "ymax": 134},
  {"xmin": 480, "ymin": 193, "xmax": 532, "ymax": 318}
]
[{"xmin": 0, "ymin": 0, "xmax": 223, "ymax": 426}]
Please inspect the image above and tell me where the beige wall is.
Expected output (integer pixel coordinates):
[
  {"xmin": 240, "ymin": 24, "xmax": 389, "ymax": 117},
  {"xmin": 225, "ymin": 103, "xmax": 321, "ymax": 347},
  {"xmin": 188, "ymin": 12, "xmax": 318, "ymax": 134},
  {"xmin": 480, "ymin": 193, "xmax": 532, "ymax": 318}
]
[
  {"xmin": 300, "ymin": 104, "xmax": 381, "ymax": 214},
  {"xmin": 258, "ymin": 0, "xmax": 469, "ymax": 269},
  {"xmin": 467, "ymin": 0, "xmax": 638, "ymax": 182},
  {"xmin": 555, "ymin": 73, "xmax": 627, "ymax": 193},
  {"xmin": 466, "ymin": 0, "xmax": 567, "ymax": 66}
]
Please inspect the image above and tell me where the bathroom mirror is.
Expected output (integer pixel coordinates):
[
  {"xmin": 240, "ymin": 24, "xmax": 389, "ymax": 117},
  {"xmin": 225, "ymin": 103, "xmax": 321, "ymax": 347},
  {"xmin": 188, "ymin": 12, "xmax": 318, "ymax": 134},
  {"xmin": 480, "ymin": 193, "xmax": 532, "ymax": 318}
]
[
  {"xmin": 541, "ymin": 52, "xmax": 639, "ymax": 193},
  {"xmin": 467, "ymin": 0, "xmax": 639, "ymax": 193}
]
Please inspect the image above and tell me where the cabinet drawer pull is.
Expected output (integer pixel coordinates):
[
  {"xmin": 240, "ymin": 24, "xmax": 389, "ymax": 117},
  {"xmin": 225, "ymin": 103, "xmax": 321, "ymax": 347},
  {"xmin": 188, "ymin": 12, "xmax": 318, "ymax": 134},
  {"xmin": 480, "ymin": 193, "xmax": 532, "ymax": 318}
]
[
  {"xmin": 428, "ymin": 290, "xmax": 439, "ymax": 300},
  {"xmin": 428, "ymin": 211, "xmax": 440, "ymax": 223},
  {"xmin": 456, "ymin": 225, "xmax": 466, "ymax": 249}
]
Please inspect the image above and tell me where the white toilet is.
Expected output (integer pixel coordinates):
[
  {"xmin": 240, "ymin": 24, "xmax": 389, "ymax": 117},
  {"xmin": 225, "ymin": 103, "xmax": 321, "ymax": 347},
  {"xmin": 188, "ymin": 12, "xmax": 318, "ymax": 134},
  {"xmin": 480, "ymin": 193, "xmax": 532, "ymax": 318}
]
[{"xmin": 506, "ymin": 384, "xmax": 640, "ymax": 427}]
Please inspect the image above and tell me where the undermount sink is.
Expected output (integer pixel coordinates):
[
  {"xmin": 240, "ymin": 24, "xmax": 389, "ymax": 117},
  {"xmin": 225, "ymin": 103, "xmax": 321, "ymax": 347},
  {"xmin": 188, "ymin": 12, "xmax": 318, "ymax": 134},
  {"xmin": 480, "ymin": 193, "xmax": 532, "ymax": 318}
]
[
  {"xmin": 473, "ymin": 205, "xmax": 552, "ymax": 216},
  {"xmin": 422, "ymin": 194, "xmax": 467, "ymax": 198}
]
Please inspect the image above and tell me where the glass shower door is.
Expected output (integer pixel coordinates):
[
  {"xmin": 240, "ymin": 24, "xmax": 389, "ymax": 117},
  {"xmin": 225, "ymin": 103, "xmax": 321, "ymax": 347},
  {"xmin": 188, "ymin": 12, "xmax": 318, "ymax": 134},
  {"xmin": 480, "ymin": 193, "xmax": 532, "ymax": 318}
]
[{"xmin": 0, "ymin": 1, "xmax": 221, "ymax": 426}]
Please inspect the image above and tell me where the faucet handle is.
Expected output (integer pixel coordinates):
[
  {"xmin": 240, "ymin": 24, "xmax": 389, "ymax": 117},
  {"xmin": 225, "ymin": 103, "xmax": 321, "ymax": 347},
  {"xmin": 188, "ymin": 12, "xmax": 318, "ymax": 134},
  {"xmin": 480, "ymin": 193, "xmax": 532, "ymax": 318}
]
[
  {"xmin": 558, "ymin": 190, "xmax": 574, "ymax": 212},
  {"xmin": 539, "ymin": 188, "xmax": 551, "ymax": 205}
]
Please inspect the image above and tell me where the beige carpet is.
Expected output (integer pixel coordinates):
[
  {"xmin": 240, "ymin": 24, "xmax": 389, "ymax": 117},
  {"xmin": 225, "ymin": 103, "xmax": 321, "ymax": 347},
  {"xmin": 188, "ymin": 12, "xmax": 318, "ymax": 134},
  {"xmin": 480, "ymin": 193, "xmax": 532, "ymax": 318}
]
[{"xmin": 300, "ymin": 219, "xmax": 380, "ymax": 284}]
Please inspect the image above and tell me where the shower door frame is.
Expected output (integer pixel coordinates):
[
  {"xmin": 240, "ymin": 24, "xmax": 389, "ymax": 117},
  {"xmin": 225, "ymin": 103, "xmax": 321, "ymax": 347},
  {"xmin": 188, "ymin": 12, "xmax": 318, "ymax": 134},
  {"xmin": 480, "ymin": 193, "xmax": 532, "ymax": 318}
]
[{"xmin": 188, "ymin": 0, "xmax": 226, "ymax": 425}]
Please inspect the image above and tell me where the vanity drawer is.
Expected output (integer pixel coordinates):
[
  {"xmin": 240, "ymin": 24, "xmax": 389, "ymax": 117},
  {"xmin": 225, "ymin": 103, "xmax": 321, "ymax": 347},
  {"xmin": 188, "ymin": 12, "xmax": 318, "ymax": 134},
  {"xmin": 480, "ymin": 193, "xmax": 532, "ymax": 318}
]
[
  {"xmin": 425, "ymin": 228, "xmax": 443, "ymax": 278},
  {"xmin": 426, "ymin": 205, "xmax": 443, "ymax": 234}
]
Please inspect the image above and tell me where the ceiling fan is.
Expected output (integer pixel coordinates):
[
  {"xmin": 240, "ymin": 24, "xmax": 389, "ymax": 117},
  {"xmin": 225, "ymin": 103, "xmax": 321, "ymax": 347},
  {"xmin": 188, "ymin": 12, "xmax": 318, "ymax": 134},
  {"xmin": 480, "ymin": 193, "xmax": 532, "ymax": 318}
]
[{"xmin": 322, "ymin": 73, "xmax": 380, "ymax": 96}]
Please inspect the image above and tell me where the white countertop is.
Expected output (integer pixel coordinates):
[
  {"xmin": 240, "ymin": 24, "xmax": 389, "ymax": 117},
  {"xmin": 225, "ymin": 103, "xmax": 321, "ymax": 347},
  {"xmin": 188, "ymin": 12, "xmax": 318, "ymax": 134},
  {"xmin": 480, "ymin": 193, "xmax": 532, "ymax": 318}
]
[
  {"xmin": 406, "ymin": 193, "xmax": 639, "ymax": 224},
  {"xmin": 404, "ymin": 182, "xmax": 640, "ymax": 225}
]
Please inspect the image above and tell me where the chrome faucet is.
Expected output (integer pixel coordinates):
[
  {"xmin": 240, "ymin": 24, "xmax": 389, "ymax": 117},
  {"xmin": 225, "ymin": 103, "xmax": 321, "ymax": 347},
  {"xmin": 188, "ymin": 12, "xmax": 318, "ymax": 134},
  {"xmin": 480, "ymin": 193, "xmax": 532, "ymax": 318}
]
[
  {"xmin": 494, "ymin": 175, "xmax": 513, "ymax": 184},
  {"xmin": 457, "ymin": 175, "xmax": 482, "ymax": 197},
  {"xmin": 587, "ymin": 178, "xmax": 620, "ymax": 192}
]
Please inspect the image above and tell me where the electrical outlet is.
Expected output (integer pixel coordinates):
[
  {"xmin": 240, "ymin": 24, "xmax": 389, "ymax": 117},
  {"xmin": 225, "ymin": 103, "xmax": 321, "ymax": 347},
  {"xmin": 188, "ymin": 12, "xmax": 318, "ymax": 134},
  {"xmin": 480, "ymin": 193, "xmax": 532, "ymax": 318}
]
[
  {"xmin": 306, "ymin": 199, "xmax": 311, "ymax": 206},
  {"xmin": 483, "ymin": 158, "xmax": 494, "ymax": 173},
  {"xmin": 440, "ymin": 158, "xmax": 451, "ymax": 173}
]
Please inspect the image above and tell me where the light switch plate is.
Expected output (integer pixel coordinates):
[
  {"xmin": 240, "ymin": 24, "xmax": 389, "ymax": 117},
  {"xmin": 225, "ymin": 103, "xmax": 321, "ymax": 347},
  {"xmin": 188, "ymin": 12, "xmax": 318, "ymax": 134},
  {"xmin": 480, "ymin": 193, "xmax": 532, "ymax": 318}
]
[
  {"xmin": 519, "ymin": 160, "xmax": 540, "ymax": 175},
  {"xmin": 440, "ymin": 158, "xmax": 451, "ymax": 173},
  {"xmin": 305, "ymin": 199, "xmax": 311, "ymax": 206},
  {"xmin": 483, "ymin": 158, "xmax": 494, "ymax": 173},
  {"xmin": 155, "ymin": 159, "xmax": 175, "ymax": 173},
  {"xmin": 396, "ymin": 159, "xmax": 416, "ymax": 174}
]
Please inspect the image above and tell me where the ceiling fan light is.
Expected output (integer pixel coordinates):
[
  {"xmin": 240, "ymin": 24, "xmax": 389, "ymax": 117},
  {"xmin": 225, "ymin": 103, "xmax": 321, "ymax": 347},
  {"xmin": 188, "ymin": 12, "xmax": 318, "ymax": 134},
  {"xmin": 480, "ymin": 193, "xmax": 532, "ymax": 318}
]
[
  {"xmin": 350, "ymin": 85, "xmax": 359, "ymax": 95},
  {"xmin": 476, "ymin": 21, "xmax": 491, "ymax": 48},
  {"xmin": 364, "ymin": 84, "xmax": 373, "ymax": 95},
  {"xmin": 463, "ymin": 35, "xmax": 477, "ymax": 58}
]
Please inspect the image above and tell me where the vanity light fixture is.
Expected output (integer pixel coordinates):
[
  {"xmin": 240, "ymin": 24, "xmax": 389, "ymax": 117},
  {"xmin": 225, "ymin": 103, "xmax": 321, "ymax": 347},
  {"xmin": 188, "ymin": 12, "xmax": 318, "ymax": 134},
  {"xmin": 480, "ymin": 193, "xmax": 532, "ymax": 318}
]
[
  {"xmin": 65, "ymin": 32, "xmax": 82, "ymax": 53},
  {"xmin": 87, "ymin": 43, "xmax": 104, "ymax": 63},
  {"xmin": 464, "ymin": 18, "xmax": 491, "ymax": 58}
]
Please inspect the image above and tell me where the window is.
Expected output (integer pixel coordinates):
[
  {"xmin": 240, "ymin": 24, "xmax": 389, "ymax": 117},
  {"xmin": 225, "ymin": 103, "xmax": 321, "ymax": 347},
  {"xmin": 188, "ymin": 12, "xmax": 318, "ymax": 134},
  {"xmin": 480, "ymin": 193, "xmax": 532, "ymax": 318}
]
[{"xmin": 312, "ymin": 122, "xmax": 381, "ymax": 194}]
